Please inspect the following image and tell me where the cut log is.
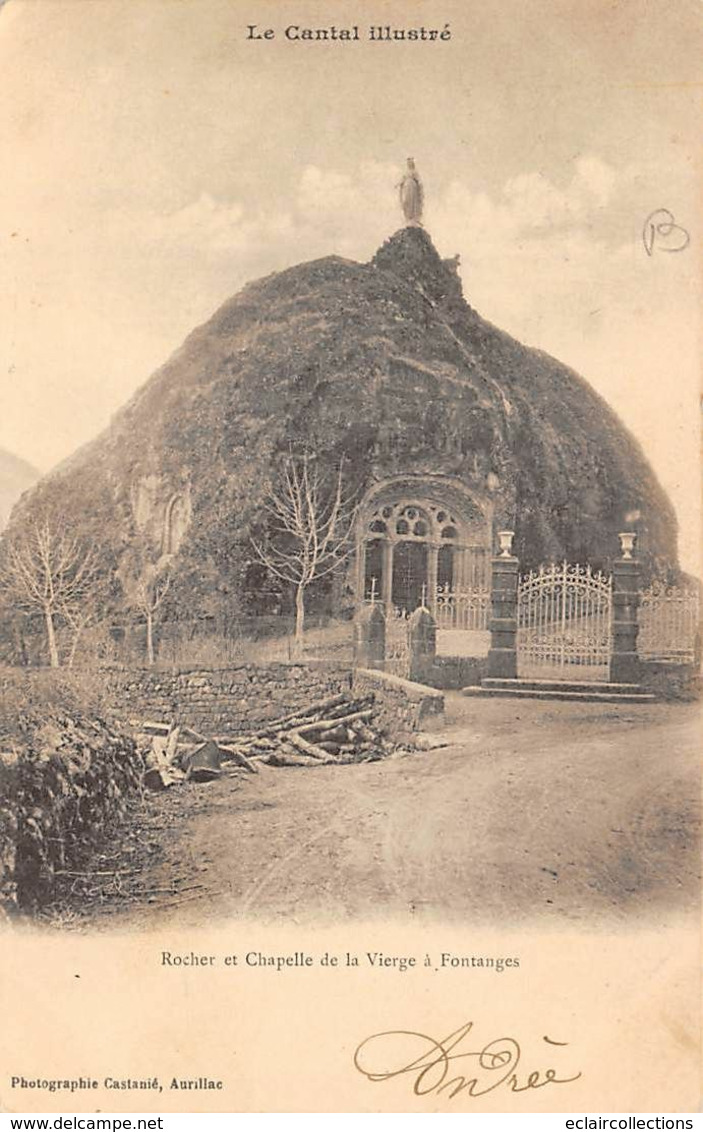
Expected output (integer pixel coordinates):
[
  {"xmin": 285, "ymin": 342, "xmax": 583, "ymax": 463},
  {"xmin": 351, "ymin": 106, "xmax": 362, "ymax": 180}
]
[
  {"xmin": 180, "ymin": 724, "xmax": 207, "ymax": 744},
  {"xmin": 145, "ymin": 736, "xmax": 168, "ymax": 769},
  {"xmin": 211, "ymin": 693, "xmax": 352, "ymax": 744},
  {"xmin": 131, "ymin": 719, "xmax": 170, "ymax": 735},
  {"xmin": 262, "ymin": 692, "xmax": 349, "ymax": 729},
  {"xmin": 287, "ymin": 731, "xmax": 338, "ymax": 762},
  {"xmin": 302, "ymin": 724, "xmax": 347, "ymax": 744},
  {"xmin": 147, "ymin": 689, "xmax": 396, "ymax": 777},
  {"xmin": 210, "ymin": 696, "xmax": 375, "ymax": 747},
  {"xmin": 297, "ymin": 709, "xmax": 375, "ymax": 738},
  {"xmin": 265, "ymin": 751, "xmax": 321, "ymax": 768},
  {"xmin": 165, "ymin": 725, "xmax": 181, "ymax": 764},
  {"xmin": 325, "ymin": 694, "xmax": 375, "ymax": 714}
]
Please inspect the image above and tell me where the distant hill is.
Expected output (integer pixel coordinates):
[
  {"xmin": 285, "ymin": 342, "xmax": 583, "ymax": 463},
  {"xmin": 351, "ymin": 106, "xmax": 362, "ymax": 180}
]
[{"xmin": 0, "ymin": 449, "xmax": 40, "ymax": 530}]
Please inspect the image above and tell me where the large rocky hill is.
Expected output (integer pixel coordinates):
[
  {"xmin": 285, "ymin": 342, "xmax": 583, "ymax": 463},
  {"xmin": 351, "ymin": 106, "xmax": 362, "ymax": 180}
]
[{"xmin": 7, "ymin": 227, "xmax": 678, "ymax": 618}]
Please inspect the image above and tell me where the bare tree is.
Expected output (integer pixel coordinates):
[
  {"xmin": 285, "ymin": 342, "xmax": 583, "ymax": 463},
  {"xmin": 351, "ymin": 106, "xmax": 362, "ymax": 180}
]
[
  {"xmin": 61, "ymin": 602, "xmax": 97, "ymax": 669},
  {"xmin": 1, "ymin": 517, "xmax": 98, "ymax": 668},
  {"xmin": 252, "ymin": 454, "xmax": 357, "ymax": 655},
  {"xmin": 124, "ymin": 558, "xmax": 172, "ymax": 666}
]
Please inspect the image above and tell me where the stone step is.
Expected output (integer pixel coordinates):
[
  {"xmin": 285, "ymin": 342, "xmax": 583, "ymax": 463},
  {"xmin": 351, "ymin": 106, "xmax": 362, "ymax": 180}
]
[
  {"xmin": 482, "ymin": 677, "xmax": 643, "ymax": 695},
  {"xmin": 462, "ymin": 685, "xmax": 655, "ymax": 704}
]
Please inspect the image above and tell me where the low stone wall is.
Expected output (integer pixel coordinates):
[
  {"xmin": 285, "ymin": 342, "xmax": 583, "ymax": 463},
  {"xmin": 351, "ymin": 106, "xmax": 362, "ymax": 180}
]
[
  {"xmin": 412, "ymin": 655, "xmax": 487, "ymax": 690},
  {"xmin": 107, "ymin": 663, "xmax": 353, "ymax": 733},
  {"xmin": 352, "ymin": 668, "xmax": 444, "ymax": 736},
  {"xmin": 0, "ymin": 715, "xmax": 144, "ymax": 917},
  {"xmin": 107, "ymin": 662, "xmax": 444, "ymax": 737},
  {"xmin": 0, "ymin": 662, "xmax": 445, "ymax": 743},
  {"xmin": 638, "ymin": 661, "xmax": 701, "ymax": 702}
]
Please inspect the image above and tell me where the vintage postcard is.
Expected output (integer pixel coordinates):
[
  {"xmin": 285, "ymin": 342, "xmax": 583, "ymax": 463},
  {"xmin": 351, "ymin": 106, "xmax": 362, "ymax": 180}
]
[{"xmin": 0, "ymin": 0, "xmax": 700, "ymax": 1115}]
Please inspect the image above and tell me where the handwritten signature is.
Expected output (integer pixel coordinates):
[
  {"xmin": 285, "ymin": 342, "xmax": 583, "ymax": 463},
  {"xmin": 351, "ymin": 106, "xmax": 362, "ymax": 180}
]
[
  {"xmin": 642, "ymin": 208, "xmax": 690, "ymax": 256},
  {"xmin": 353, "ymin": 1020, "xmax": 582, "ymax": 1100}
]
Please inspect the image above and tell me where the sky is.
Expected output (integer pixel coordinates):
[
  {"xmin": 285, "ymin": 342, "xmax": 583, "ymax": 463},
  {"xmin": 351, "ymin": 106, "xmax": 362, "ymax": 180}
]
[{"xmin": 0, "ymin": 0, "xmax": 701, "ymax": 570}]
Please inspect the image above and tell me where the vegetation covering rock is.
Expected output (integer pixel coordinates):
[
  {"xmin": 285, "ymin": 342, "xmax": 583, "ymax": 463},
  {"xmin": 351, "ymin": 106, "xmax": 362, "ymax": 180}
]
[
  {"xmin": 3, "ymin": 226, "xmax": 679, "ymax": 645},
  {"xmin": 0, "ymin": 696, "xmax": 144, "ymax": 916}
]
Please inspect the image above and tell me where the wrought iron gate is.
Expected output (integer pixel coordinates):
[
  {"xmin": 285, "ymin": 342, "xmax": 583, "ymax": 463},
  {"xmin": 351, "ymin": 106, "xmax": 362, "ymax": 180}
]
[
  {"xmin": 518, "ymin": 562, "xmax": 612, "ymax": 681},
  {"xmin": 436, "ymin": 583, "xmax": 490, "ymax": 631},
  {"xmin": 637, "ymin": 580, "xmax": 700, "ymax": 663}
]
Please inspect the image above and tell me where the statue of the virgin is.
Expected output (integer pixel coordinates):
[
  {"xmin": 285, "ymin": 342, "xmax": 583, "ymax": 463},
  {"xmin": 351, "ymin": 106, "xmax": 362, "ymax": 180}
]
[{"xmin": 398, "ymin": 157, "xmax": 424, "ymax": 226}]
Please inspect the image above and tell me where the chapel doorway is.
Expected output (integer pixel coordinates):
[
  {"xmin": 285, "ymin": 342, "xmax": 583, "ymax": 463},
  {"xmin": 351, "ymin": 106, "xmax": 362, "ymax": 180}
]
[{"xmin": 391, "ymin": 541, "xmax": 428, "ymax": 613}]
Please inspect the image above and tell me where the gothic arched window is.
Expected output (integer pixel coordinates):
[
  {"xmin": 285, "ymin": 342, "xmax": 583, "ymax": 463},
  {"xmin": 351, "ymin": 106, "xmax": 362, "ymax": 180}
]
[
  {"xmin": 365, "ymin": 501, "xmax": 462, "ymax": 546},
  {"xmin": 162, "ymin": 493, "xmax": 189, "ymax": 556},
  {"xmin": 362, "ymin": 500, "xmax": 467, "ymax": 614},
  {"xmin": 358, "ymin": 485, "xmax": 491, "ymax": 631}
]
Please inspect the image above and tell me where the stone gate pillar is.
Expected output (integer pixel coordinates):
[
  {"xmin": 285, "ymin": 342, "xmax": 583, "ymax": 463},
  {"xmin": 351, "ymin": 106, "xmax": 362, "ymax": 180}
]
[
  {"xmin": 487, "ymin": 530, "xmax": 519, "ymax": 679},
  {"xmin": 409, "ymin": 606, "xmax": 437, "ymax": 682},
  {"xmin": 354, "ymin": 602, "xmax": 386, "ymax": 670},
  {"xmin": 610, "ymin": 533, "xmax": 641, "ymax": 684}
]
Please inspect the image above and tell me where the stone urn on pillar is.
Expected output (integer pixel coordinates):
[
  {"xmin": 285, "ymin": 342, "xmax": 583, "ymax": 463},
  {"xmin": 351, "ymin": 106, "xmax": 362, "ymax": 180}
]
[
  {"xmin": 487, "ymin": 529, "xmax": 519, "ymax": 679},
  {"xmin": 610, "ymin": 532, "xmax": 641, "ymax": 684},
  {"xmin": 497, "ymin": 529, "xmax": 515, "ymax": 557}
]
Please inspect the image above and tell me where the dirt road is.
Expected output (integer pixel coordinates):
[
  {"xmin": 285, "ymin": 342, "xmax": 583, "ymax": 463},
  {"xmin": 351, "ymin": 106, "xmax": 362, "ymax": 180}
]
[{"xmin": 50, "ymin": 694, "xmax": 700, "ymax": 930}]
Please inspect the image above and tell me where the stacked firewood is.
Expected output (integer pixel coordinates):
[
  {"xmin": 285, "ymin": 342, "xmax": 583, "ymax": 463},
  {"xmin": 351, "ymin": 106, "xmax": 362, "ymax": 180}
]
[
  {"xmin": 214, "ymin": 692, "xmax": 391, "ymax": 768},
  {"xmin": 136, "ymin": 692, "xmax": 393, "ymax": 785},
  {"xmin": 2, "ymin": 714, "xmax": 145, "ymax": 913}
]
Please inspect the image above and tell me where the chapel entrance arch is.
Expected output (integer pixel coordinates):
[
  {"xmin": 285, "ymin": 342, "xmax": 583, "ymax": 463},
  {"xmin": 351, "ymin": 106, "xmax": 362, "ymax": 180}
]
[{"xmin": 356, "ymin": 477, "xmax": 493, "ymax": 625}]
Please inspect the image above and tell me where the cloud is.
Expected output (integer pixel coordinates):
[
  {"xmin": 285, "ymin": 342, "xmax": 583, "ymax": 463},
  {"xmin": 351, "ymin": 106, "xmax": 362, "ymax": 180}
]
[
  {"xmin": 25, "ymin": 153, "xmax": 621, "ymax": 291},
  {"xmin": 432, "ymin": 153, "xmax": 621, "ymax": 253},
  {"xmin": 575, "ymin": 154, "xmax": 617, "ymax": 208}
]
